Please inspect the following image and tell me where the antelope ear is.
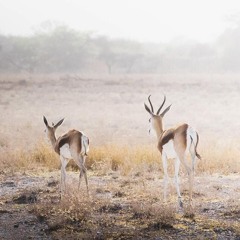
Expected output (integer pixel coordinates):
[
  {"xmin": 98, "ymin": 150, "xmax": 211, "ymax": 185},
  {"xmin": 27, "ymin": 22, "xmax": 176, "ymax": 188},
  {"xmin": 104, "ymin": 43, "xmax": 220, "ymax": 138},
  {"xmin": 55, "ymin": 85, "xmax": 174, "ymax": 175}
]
[
  {"xmin": 144, "ymin": 103, "xmax": 153, "ymax": 115},
  {"xmin": 160, "ymin": 104, "xmax": 172, "ymax": 117},
  {"xmin": 54, "ymin": 118, "xmax": 64, "ymax": 129},
  {"xmin": 43, "ymin": 116, "xmax": 48, "ymax": 127}
]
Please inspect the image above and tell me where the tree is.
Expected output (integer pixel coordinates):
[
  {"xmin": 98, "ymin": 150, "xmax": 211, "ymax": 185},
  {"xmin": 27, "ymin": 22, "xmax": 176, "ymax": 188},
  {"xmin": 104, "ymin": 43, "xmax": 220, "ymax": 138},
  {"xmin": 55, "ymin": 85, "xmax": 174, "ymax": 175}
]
[{"xmin": 216, "ymin": 25, "xmax": 240, "ymax": 72}]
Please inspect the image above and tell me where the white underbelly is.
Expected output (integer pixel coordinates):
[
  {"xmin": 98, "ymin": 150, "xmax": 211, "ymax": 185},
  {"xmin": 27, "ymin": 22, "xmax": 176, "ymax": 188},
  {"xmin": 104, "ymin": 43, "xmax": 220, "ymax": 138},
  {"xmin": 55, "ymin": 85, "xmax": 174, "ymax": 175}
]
[
  {"xmin": 162, "ymin": 140, "xmax": 177, "ymax": 159},
  {"xmin": 60, "ymin": 144, "xmax": 72, "ymax": 159}
]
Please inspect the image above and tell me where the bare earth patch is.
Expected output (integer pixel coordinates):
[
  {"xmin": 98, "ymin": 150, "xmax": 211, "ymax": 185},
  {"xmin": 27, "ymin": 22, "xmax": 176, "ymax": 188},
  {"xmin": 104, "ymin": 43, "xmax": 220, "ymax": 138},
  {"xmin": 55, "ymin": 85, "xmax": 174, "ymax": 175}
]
[
  {"xmin": 1, "ymin": 74, "xmax": 240, "ymax": 239},
  {"xmin": 0, "ymin": 171, "xmax": 239, "ymax": 239}
]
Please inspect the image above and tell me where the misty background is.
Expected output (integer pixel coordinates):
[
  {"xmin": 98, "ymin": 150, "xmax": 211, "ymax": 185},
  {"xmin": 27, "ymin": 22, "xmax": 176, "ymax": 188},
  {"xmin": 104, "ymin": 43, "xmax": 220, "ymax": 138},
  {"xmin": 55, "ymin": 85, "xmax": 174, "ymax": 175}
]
[
  {"xmin": 0, "ymin": 0, "xmax": 240, "ymax": 154},
  {"xmin": 1, "ymin": 0, "xmax": 240, "ymax": 74},
  {"xmin": 1, "ymin": 21, "xmax": 240, "ymax": 74}
]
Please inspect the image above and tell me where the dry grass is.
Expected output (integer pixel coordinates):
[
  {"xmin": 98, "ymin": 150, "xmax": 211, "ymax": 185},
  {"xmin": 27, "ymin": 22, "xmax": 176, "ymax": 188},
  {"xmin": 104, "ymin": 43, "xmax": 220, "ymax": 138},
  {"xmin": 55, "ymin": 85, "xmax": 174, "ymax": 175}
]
[
  {"xmin": 33, "ymin": 191, "xmax": 104, "ymax": 226},
  {"xmin": 89, "ymin": 141, "xmax": 240, "ymax": 175},
  {"xmin": 0, "ymin": 141, "xmax": 58, "ymax": 173},
  {"xmin": 197, "ymin": 140, "xmax": 240, "ymax": 174},
  {"xmin": 0, "ymin": 139, "xmax": 239, "ymax": 175},
  {"xmin": 89, "ymin": 144, "xmax": 160, "ymax": 175},
  {"xmin": 31, "ymin": 185, "xmax": 177, "ymax": 239}
]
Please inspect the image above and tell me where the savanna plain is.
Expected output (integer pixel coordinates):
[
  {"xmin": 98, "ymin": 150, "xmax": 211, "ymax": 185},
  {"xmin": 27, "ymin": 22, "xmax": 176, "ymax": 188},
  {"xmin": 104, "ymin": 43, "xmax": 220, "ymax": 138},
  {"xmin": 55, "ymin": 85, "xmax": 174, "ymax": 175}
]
[{"xmin": 0, "ymin": 73, "xmax": 240, "ymax": 239}]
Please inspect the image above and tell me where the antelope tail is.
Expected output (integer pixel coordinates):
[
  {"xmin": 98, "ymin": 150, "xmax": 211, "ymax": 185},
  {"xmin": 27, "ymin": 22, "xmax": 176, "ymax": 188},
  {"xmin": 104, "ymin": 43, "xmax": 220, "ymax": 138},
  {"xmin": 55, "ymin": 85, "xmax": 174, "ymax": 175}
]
[{"xmin": 190, "ymin": 133, "xmax": 201, "ymax": 160}]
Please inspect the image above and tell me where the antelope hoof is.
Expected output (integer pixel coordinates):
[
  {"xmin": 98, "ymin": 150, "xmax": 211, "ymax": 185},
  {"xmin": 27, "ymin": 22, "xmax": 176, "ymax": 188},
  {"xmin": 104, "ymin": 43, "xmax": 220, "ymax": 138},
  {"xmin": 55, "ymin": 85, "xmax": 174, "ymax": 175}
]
[{"xmin": 178, "ymin": 198, "xmax": 183, "ymax": 208}]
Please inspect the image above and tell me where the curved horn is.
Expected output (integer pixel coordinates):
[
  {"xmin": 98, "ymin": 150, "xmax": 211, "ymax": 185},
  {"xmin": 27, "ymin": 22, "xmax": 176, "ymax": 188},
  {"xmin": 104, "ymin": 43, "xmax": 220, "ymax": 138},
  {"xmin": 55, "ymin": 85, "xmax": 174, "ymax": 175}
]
[
  {"xmin": 148, "ymin": 95, "xmax": 154, "ymax": 113},
  {"xmin": 144, "ymin": 103, "xmax": 152, "ymax": 115},
  {"xmin": 156, "ymin": 95, "xmax": 166, "ymax": 115},
  {"xmin": 160, "ymin": 104, "xmax": 172, "ymax": 117}
]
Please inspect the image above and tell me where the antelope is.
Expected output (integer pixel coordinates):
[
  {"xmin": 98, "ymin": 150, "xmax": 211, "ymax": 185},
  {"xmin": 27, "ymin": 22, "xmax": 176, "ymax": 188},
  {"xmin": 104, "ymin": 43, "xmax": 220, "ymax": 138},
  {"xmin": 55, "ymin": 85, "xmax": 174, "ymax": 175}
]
[
  {"xmin": 144, "ymin": 95, "xmax": 201, "ymax": 208},
  {"xmin": 43, "ymin": 116, "xmax": 89, "ymax": 196}
]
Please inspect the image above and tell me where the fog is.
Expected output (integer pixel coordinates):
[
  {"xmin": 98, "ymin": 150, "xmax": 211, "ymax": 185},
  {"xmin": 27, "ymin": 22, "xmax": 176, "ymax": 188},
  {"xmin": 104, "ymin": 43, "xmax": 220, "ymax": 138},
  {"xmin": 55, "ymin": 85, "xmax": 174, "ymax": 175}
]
[
  {"xmin": 0, "ymin": 23, "xmax": 240, "ymax": 74},
  {"xmin": 0, "ymin": 0, "xmax": 240, "ymax": 42},
  {"xmin": 1, "ymin": 1, "xmax": 240, "ymax": 74}
]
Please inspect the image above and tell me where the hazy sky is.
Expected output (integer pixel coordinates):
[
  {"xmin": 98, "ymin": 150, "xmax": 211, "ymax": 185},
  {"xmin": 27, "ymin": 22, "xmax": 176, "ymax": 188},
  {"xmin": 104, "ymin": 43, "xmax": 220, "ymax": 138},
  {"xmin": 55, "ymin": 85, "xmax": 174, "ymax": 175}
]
[{"xmin": 0, "ymin": 0, "xmax": 240, "ymax": 43}]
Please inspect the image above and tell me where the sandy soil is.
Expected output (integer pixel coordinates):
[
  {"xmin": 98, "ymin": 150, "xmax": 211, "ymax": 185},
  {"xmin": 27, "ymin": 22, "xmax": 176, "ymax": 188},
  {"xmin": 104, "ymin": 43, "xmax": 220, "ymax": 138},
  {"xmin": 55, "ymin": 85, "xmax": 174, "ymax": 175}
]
[{"xmin": 0, "ymin": 171, "xmax": 239, "ymax": 239}]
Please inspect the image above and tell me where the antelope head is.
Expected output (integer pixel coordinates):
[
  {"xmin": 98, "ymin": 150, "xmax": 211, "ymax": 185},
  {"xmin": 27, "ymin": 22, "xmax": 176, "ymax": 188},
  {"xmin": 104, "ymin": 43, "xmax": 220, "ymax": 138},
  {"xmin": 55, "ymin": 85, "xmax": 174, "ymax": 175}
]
[
  {"xmin": 43, "ymin": 116, "xmax": 64, "ymax": 142},
  {"xmin": 144, "ymin": 95, "xmax": 171, "ymax": 136}
]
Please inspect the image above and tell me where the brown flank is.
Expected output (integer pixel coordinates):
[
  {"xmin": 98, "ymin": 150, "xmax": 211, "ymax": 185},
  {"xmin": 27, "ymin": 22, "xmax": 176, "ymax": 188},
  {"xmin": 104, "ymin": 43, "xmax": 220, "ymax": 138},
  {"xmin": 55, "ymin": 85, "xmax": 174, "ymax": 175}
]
[
  {"xmin": 158, "ymin": 124, "xmax": 188, "ymax": 154},
  {"xmin": 54, "ymin": 130, "xmax": 83, "ymax": 155}
]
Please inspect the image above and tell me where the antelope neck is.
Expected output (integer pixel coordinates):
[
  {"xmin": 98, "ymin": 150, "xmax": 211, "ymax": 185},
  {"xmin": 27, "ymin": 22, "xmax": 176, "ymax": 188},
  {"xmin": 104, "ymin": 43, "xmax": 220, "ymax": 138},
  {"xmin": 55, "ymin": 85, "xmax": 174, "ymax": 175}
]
[
  {"xmin": 154, "ymin": 119, "xmax": 164, "ymax": 139},
  {"xmin": 49, "ymin": 132, "xmax": 57, "ymax": 148}
]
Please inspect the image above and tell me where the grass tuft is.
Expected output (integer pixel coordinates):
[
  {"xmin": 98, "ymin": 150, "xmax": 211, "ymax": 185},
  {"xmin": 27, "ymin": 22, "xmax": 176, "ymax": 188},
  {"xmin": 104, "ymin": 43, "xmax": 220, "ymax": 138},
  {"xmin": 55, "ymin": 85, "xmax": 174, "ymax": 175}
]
[
  {"xmin": 0, "ymin": 140, "xmax": 239, "ymax": 175},
  {"xmin": 88, "ymin": 144, "xmax": 160, "ymax": 175}
]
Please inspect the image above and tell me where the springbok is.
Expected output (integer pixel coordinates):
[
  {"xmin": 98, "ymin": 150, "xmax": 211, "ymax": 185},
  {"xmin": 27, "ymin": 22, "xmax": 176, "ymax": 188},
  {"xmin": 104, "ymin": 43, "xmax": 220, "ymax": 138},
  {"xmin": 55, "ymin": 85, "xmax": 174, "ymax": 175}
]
[
  {"xmin": 43, "ymin": 116, "xmax": 89, "ymax": 196},
  {"xmin": 144, "ymin": 95, "xmax": 201, "ymax": 208}
]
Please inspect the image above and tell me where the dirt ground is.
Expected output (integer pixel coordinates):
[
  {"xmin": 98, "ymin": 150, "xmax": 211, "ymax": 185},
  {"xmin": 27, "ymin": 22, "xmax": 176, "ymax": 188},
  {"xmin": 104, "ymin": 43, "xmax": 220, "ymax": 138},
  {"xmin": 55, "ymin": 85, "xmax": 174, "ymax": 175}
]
[
  {"xmin": 0, "ymin": 73, "xmax": 240, "ymax": 239},
  {"xmin": 0, "ymin": 170, "xmax": 239, "ymax": 240}
]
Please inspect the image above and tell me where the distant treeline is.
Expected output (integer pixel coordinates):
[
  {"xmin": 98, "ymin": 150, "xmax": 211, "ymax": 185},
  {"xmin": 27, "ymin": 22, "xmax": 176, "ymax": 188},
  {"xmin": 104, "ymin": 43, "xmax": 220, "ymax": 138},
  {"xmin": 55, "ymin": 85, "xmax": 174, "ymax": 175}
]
[{"xmin": 0, "ymin": 24, "xmax": 240, "ymax": 74}]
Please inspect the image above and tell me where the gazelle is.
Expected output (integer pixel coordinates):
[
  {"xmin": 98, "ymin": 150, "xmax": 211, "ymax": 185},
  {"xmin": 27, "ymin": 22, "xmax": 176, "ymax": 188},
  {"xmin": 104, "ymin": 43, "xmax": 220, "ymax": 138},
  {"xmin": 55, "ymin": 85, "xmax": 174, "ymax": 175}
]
[
  {"xmin": 43, "ymin": 116, "xmax": 90, "ymax": 196},
  {"xmin": 144, "ymin": 95, "xmax": 201, "ymax": 208}
]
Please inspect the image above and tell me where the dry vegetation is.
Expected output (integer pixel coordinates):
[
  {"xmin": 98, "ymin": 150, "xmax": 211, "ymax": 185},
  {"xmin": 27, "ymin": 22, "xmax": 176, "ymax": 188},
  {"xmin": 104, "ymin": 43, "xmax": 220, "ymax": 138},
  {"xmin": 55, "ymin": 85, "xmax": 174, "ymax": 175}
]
[{"xmin": 0, "ymin": 73, "xmax": 240, "ymax": 239}]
